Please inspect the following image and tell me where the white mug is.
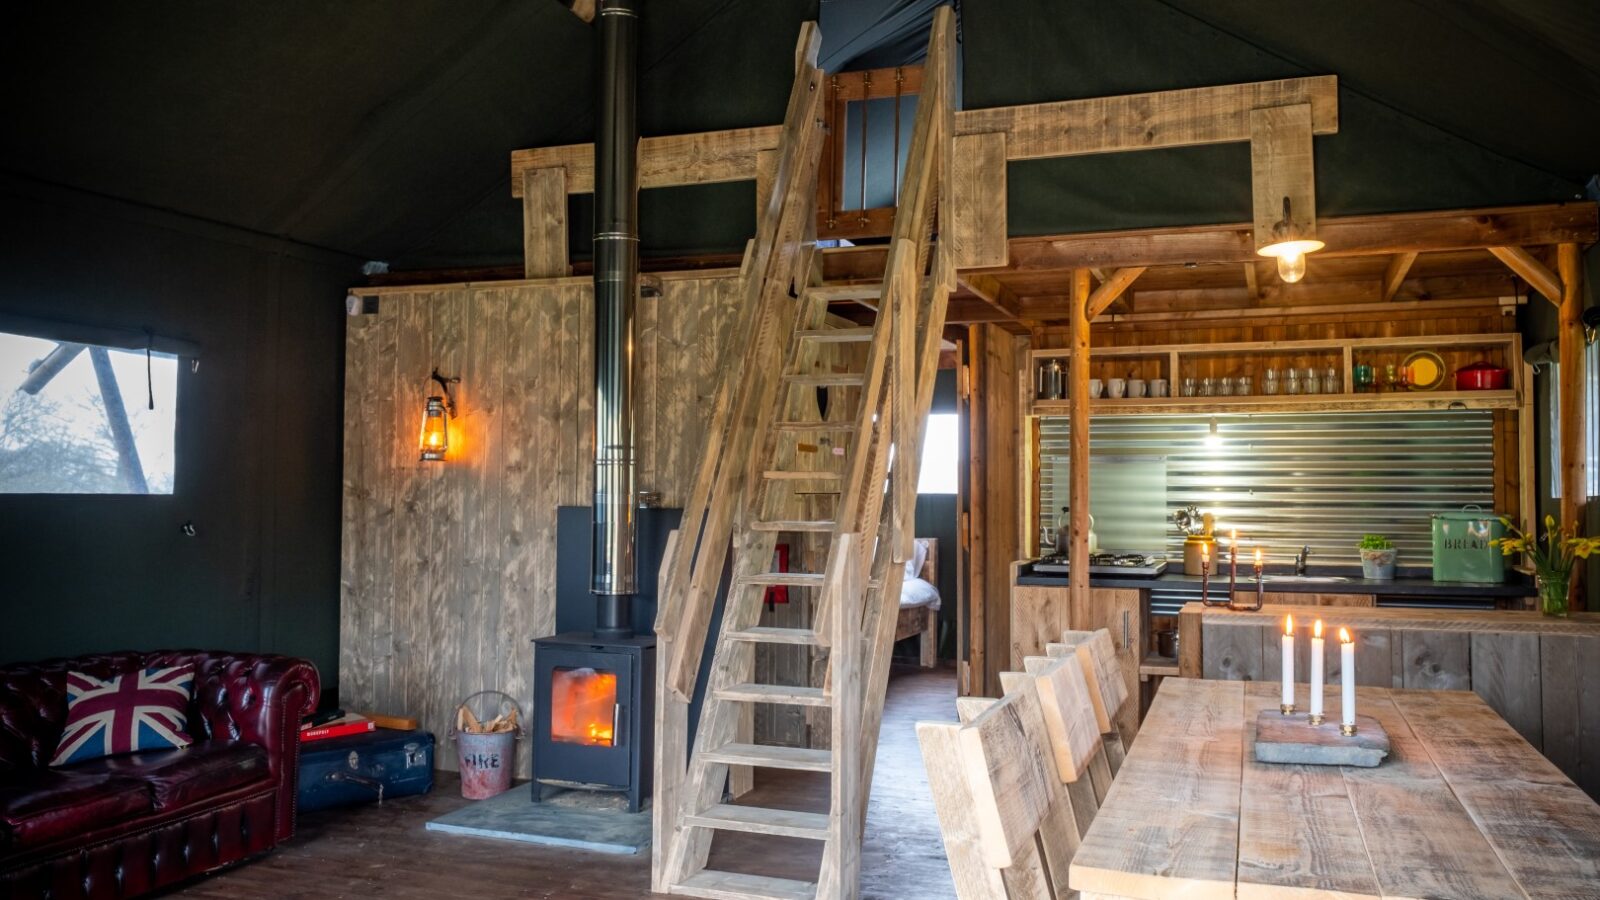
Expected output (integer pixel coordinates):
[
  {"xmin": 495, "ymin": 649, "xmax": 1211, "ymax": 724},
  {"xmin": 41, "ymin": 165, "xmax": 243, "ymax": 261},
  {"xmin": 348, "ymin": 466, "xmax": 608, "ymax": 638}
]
[
  {"xmin": 1088, "ymin": 378, "xmax": 1104, "ymax": 399},
  {"xmin": 1107, "ymin": 378, "xmax": 1127, "ymax": 399},
  {"xmin": 1150, "ymin": 378, "xmax": 1169, "ymax": 398},
  {"xmin": 1127, "ymin": 379, "xmax": 1147, "ymax": 398}
]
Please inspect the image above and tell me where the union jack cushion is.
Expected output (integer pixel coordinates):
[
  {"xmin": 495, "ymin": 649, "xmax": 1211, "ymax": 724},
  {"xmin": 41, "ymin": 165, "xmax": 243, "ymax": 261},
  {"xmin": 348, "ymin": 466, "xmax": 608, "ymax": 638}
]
[{"xmin": 50, "ymin": 664, "xmax": 195, "ymax": 766}]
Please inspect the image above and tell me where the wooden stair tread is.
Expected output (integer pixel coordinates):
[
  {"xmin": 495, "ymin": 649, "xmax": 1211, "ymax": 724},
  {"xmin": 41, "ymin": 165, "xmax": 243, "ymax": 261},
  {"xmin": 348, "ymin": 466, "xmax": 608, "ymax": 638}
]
[
  {"xmin": 716, "ymin": 683, "xmax": 829, "ymax": 707},
  {"xmin": 737, "ymin": 572, "xmax": 825, "ymax": 587},
  {"xmin": 727, "ymin": 627, "xmax": 820, "ymax": 645},
  {"xmin": 804, "ymin": 283, "xmax": 882, "ymax": 303},
  {"xmin": 750, "ymin": 519, "xmax": 836, "ymax": 533},
  {"xmin": 771, "ymin": 421, "xmax": 858, "ymax": 432},
  {"xmin": 700, "ymin": 743, "xmax": 832, "ymax": 772},
  {"xmin": 684, "ymin": 804, "xmax": 830, "ymax": 840},
  {"xmin": 673, "ymin": 870, "xmax": 817, "ymax": 900},
  {"xmin": 784, "ymin": 372, "xmax": 865, "ymax": 387},
  {"xmin": 763, "ymin": 469, "xmax": 842, "ymax": 481},
  {"xmin": 795, "ymin": 327, "xmax": 874, "ymax": 343}
]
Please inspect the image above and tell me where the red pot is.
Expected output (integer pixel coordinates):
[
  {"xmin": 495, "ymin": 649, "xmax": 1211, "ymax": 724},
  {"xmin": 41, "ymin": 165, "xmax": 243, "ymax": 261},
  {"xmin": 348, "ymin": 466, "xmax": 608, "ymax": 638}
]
[{"xmin": 1455, "ymin": 361, "xmax": 1509, "ymax": 391}]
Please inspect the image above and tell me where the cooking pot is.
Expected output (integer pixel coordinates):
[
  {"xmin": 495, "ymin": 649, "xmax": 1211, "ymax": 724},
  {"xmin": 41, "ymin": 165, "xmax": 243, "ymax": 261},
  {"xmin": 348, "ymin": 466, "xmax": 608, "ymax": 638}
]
[{"xmin": 1455, "ymin": 361, "xmax": 1509, "ymax": 391}]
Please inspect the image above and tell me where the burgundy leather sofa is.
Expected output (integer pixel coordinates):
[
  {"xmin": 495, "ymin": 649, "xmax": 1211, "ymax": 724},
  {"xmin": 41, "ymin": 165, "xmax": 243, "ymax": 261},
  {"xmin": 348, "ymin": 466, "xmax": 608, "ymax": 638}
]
[{"xmin": 0, "ymin": 651, "xmax": 319, "ymax": 900}]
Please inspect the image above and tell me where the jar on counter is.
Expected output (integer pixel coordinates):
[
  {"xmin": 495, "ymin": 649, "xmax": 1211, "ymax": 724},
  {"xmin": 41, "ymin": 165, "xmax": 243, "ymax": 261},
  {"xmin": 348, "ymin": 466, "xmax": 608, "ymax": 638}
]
[
  {"xmin": 1285, "ymin": 368, "xmax": 1301, "ymax": 395},
  {"xmin": 1322, "ymin": 367, "xmax": 1340, "ymax": 395},
  {"xmin": 1302, "ymin": 366, "xmax": 1320, "ymax": 395}
]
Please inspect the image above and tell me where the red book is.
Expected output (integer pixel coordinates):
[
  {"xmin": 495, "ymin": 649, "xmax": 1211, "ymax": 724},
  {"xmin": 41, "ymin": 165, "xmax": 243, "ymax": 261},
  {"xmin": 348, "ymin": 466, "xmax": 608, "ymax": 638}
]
[{"xmin": 300, "ymin": 715, "xmax": 375, "ymax": 743}]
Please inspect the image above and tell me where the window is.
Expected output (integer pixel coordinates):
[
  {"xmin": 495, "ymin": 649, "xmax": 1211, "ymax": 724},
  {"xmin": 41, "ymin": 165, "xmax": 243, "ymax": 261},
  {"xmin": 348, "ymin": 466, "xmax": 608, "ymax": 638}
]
[
  {"xmin": 0, "ymin": 332, "xmax": 177, "ymax": 494},
  {"xmin": 916, "ymin": 413, "xmax": 958, "ymax": 494},
  {"xmin": 1549, "ymin": 339, "xmax": 1600, "ymax": 500}
]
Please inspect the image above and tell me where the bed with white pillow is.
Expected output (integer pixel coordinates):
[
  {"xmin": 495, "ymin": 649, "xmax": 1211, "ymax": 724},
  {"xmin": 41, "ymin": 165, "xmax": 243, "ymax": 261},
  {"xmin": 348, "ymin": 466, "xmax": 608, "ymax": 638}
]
[{"xmin": 895, "ymin": 537, "xmax": 940, "ymax": 667}]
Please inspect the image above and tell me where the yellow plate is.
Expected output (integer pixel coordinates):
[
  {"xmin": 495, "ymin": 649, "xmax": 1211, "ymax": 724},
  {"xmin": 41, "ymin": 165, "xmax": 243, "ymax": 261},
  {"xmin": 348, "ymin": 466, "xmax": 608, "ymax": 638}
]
[{"xmin": 1403, "ymin": 350, "xmax": 1446, "ymax": 391}]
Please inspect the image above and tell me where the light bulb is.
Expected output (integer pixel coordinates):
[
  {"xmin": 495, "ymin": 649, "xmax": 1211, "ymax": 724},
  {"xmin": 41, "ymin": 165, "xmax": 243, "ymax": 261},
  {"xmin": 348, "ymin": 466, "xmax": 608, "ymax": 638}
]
[
  {"xmin": 1258, "ymin": 237, "xmax": 1323, "ymax": 285},
  {"xmin": 1205, "ymin": 416, "xmax": 1223, "ymax": 448},
  {"xmin": 1276, "ymin": 248, "xmax": 1307, "ymax": 283}
]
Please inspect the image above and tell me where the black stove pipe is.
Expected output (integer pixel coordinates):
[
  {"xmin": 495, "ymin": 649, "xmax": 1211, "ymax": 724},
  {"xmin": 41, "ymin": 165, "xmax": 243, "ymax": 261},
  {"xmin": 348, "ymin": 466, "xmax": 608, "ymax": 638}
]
[{"xmin": 591, "ymin": 0, "xmax": 639, "ymax": 639}]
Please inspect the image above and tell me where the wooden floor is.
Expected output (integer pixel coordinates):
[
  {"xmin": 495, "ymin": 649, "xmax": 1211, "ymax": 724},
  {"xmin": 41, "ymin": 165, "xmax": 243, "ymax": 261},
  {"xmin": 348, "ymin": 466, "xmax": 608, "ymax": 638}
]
[{"xmin": 167, "ymin": 665, "xmax": 958, "ymax": 900}]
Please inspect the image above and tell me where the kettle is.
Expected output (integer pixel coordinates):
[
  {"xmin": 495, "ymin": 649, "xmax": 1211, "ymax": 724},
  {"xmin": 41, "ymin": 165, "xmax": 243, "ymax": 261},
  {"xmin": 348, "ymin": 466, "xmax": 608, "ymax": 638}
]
[{"xmin": 1054, "ymin": 508, "xmax": 1097, "ymax": 555}]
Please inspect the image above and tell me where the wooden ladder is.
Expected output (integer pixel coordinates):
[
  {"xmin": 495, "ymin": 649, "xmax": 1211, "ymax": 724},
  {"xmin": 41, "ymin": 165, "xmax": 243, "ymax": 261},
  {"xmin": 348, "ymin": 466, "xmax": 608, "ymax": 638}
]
[{"xmin": 653, "ymin": 11, "xmax": 955, "ymax": 900}]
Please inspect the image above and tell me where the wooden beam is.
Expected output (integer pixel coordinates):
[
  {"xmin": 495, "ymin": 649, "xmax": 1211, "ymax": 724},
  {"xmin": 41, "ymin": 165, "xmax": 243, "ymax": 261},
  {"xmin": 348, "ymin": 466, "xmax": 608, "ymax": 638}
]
[
  {"xmin": 961, "ymin": 274, "xmax": 1023, "ymax": 320},
  {"xmin": 979, "ymin": 203, "xmax": 1600, "ymax": 271},
  {"xmin": 1381, "ymin": 251, "xmax": 1419, "ymax": 302},
  {"xmin": 510, "ymin": 125, "xmax": 781, "ymax": 196},
  {"xmin": 1249, "ymin": 104, "xmax": 1316, "ymax": 255},
  {"xmin": 1068, "ymin": 270, "xmax": 1091, "ymax": 627},
  {"xmin": 1558, "ymin": 242, "xmax": 1586, "ymax": 611},
  {"xmin": 950, "ymin": 132, "xmax": 1009, "ymax": 269},
  {"xmin": 1489, "ymin": 245, "xmax": 1564, "ymax": 305},
  {"xmin": 521, "ymin": 166, "xmax": 569, "ymax": 278},
  {"xmin": 1243, "ymin": 262, "xmax": 1262, "ymax": 299},
  {"xmin": 1085, "ymin": 267, "xmax": 1146, "ymax": 319},
  {"xmin": 956, "ymin": 76, "xmax": 1338, "ymax": 160}
]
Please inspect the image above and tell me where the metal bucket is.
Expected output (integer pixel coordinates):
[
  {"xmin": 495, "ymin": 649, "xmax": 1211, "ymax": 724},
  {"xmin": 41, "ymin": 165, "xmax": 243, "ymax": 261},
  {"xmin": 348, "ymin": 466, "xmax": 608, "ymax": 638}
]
[{"xmin": 450, "ymin": 691, "xmax": 523, "ymax": 800}]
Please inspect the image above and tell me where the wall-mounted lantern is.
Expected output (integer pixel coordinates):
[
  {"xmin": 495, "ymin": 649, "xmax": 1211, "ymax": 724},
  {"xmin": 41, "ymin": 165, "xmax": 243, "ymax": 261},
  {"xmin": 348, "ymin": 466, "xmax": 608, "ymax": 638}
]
[{"xmin": 419, "ymin": 368, "xmax": 460, "ymax": 462}]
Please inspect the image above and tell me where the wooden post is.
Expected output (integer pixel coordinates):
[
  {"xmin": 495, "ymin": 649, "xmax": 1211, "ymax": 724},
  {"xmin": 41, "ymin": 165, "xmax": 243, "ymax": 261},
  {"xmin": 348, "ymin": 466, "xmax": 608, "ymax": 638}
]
[
  {"xmin": 522, "ymin": 166, "xmax": 569, "ymax": 278},
  {"xmin": 1068, "ymin": 269, "xmax": 1092, "ymax": 627},
  {"xmin": 1558, "ymin": 242, "xmax": 1586, "ymax": 611}
]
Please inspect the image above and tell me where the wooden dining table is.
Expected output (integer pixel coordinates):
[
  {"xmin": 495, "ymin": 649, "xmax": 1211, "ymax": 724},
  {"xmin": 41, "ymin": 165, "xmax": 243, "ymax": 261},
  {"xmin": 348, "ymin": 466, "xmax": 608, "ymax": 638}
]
[{"xmin": 1068, "ymin": 677, "xmax": 1600, "ymax": 899}]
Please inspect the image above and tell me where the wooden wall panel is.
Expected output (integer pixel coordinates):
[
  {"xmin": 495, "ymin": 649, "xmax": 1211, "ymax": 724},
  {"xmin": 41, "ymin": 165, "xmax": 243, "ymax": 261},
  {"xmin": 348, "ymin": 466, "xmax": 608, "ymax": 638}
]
[{"xmin": 339, "ymin": 273, "xmax": 741, "ymax": 776}]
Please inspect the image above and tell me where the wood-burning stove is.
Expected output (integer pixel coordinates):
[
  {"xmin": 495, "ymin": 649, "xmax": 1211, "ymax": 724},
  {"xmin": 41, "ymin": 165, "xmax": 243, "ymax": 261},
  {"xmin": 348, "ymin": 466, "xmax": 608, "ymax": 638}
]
[{"xmin": 531, "ymin": 633, "xmax": 655, "ymax": 811}]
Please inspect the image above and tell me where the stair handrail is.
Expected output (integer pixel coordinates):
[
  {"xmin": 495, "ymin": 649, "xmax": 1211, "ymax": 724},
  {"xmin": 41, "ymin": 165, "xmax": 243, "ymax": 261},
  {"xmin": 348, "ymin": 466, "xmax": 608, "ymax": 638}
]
[{"xmin": 655, "ymin": 22, "xmax": 826, "ymax": 702}]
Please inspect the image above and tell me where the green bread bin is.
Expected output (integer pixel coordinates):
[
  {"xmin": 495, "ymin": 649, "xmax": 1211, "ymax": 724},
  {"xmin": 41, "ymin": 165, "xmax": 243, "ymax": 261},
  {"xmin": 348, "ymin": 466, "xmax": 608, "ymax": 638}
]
[{"xmin": 1431, "ymin": 506, "xmax": 1506, "ymax": 583}]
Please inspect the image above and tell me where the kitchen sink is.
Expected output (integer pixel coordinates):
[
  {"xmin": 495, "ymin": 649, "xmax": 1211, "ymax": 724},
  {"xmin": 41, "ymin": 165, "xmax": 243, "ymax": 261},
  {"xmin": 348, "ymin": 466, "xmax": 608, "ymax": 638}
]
[{"xmin": 1267, "ymin": 575, "xmax": 1353, "ymax": 583}]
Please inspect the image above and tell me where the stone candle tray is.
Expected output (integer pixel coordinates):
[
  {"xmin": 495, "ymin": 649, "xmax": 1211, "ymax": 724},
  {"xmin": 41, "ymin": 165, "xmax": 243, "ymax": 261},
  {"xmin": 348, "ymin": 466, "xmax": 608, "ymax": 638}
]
[{"xmin": 1253, "ymin": 710, "xmax": 1391, "ymax": 767}]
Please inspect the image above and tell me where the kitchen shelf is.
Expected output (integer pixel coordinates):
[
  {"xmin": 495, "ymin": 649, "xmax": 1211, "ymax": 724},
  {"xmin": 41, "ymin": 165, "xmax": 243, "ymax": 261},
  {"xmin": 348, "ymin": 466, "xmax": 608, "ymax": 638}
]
[
  {"xmin": 1031, "ymin": 389, "xmax": 1518, "ymax": 416},
  {"xmin": 1027, "ymin": 332, "xmax": 1523, "ymax": 416}
]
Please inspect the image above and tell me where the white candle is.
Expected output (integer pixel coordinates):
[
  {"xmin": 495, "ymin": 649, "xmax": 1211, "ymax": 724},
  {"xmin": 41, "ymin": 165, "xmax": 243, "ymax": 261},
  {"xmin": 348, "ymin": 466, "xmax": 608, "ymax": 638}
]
[
  {"xmin": 1309, "ymin": 619, "xmax": 1325, "ymax": 721},
  {"xmin": 1340, "ymin": 627, "xmax": 1356, "ymax": 731},
  {"xmin": 1281, "ymin": 614, "xmax": 1295, "ymax": 711}
]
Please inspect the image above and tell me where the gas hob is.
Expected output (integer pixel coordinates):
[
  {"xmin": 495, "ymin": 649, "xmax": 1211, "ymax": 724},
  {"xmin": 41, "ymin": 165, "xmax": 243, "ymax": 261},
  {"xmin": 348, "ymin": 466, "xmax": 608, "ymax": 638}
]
[{"xmin": 1031, "ymin": 552, "xmax": 1169, "ymax": 577}]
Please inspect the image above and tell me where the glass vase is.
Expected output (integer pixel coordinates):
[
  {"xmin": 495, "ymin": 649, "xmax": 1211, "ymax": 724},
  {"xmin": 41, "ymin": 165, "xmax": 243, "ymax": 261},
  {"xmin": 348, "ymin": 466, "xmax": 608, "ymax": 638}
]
[{"xmin": 1537, "ymin": 572, "xmax": 1571, "ymax": 618}]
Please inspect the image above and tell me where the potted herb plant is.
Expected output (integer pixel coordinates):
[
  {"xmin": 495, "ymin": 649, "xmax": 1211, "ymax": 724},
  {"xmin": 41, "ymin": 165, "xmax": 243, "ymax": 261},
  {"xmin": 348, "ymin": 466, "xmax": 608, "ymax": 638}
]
[
  {"xmin": 1358, "ymin": 534, "xmax": 1398, "ymax": 580},
  {"xmin": 1491, "ymin": 515, "xmax": 1600, "ymax": 617}
]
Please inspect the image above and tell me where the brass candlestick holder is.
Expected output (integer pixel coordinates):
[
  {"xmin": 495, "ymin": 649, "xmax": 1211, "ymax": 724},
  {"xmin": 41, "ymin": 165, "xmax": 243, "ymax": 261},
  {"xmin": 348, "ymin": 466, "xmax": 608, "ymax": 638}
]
[{"xmin": 1341, "ymin": 723, "xmax": 1358, "ymax": 737}]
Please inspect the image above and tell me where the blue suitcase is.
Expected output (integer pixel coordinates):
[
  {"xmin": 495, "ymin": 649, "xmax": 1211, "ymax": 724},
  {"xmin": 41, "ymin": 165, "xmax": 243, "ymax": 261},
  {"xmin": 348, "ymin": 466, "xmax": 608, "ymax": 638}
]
[{"xmin": 297, "ymin": 727, "xmax": 435, "ymax": 812}]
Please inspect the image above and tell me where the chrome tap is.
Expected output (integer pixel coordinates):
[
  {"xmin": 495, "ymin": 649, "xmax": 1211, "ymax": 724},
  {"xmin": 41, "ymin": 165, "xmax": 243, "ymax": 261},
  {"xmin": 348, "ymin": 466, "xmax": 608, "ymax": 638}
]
[{"xmin": 1295, "ymin": 545, "xmax": 1311, "ymax": 576}]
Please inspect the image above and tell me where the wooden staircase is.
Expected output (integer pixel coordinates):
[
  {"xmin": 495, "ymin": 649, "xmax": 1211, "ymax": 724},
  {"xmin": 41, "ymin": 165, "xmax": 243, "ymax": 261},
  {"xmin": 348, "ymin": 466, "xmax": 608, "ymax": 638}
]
[{"xmin": 652, "ymin": 11, "xmax": 956, "ymax": 900}]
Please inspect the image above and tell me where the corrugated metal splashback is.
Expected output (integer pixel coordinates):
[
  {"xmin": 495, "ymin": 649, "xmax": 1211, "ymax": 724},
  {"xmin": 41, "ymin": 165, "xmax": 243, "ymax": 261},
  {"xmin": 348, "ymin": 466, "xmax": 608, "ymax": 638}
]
[{"xmin": 1039, "ymin": 410, "xmax": 1497, "ymax": 567}]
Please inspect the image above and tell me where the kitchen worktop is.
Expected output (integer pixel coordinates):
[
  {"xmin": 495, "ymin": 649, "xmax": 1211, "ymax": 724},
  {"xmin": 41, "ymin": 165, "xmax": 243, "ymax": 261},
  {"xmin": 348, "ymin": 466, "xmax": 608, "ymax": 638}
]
[{"xmin": 1014, "ymin": 563, "xmax": 1537, "ymax": 598}]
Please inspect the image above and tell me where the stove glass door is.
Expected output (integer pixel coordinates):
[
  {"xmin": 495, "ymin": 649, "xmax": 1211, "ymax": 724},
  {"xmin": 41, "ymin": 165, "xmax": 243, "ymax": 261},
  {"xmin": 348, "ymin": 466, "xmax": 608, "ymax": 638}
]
[{"xmin": 550, "ymin": 666, "xmax": 618, "ymax": 747}]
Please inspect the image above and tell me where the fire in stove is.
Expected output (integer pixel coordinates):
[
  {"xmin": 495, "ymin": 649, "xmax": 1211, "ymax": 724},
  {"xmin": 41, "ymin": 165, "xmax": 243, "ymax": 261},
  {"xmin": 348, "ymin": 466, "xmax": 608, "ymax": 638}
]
[{"xmin": 550, "ymin": 667, "xmax": 618, "ymax": 747}]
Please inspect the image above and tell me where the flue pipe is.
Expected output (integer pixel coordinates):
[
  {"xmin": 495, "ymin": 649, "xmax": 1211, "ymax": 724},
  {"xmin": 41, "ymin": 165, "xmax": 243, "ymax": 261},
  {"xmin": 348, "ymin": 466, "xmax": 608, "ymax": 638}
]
[{"xmin": 591, "ymin": 0, "xmax": 639, "ymax": 637}]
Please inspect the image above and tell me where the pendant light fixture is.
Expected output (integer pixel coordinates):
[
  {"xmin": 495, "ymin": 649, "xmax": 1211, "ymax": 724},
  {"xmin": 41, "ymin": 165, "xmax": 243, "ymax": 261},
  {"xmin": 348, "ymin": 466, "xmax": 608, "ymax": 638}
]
[
  {"xmin": 1250, "ymin": 104, "xmax": 1322, "ymax": 284},
  {"xmin": 419, "ymin": 368, "xmax": 460, "ymax": 462},
  {"xmin": 1257, "ymin": 196, "xmax": 1323, "ymax": 283}
]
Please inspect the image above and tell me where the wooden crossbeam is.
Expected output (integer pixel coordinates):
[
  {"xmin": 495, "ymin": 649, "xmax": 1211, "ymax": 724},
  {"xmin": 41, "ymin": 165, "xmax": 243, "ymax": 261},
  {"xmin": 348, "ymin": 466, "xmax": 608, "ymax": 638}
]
[
  {"xmin": 961, "ymin": 274, "xmax": 1023, "ymax": 320},
  {"xmin": 512, "ymin": 75, "xmax": 1334, "ymax": 198},
  {"xmin": 955, "ymin": 76, "xmax": 1338, "ymax": 160},
  {"xmin": 1381, "ymin": 251, "xmax": 1418, "ymax": 302},
  {"xmin": 1085, "ymin": 267, "xmax": 1146, "ymax": 319},
  {"xmin": 511, "ymin": 125, "xmax": 781, "ymax": 196},
  {"xmin": 1488, "ymin": 245, "xmax": 1563, "ymax": 304},
  {"xmin": 971, "ymin": 204, "xmax": 1600, "ymax": 271}
]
